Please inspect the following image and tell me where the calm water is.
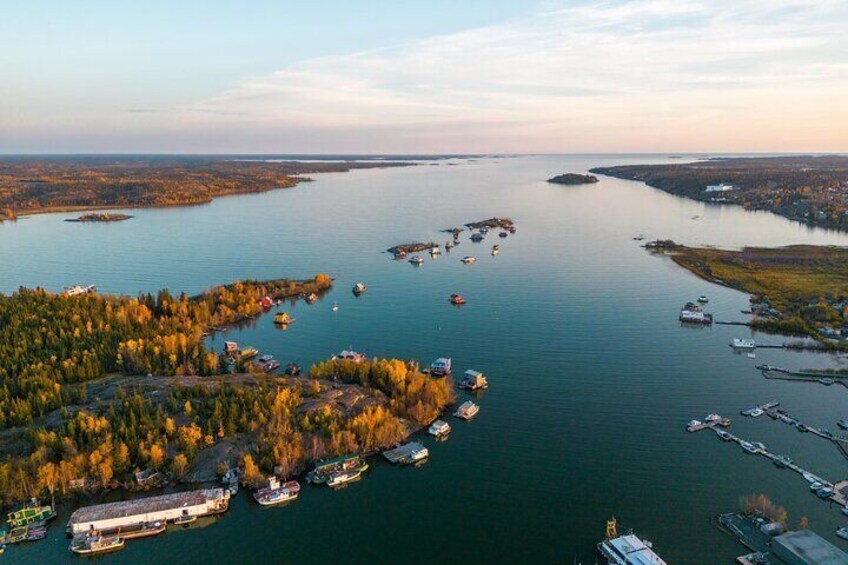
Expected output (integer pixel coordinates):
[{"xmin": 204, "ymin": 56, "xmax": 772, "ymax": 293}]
[{"xmin": 5, "ymin": 155, "xmax": 848, "ymax": 564}]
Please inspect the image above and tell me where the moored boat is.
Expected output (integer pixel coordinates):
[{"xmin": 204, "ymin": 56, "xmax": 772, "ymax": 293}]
[
  {"xmin": 254, "ymin": 477, "xmax": 301, "ymax": 506},
  {"xmin": 332, "ymin": 349, "xmax": 367, "ymax": 363},
  {"xmin": 697, "ymin": 295, "xmax": 709, "ymax": 303},
  {"xmin": 274, "ymin": 312, "xmax": 295, "ymax": 325},
  {"xmin": 597, "ymin": 518, "xmax": 666, "ymax": 565},
  {"xmin": 70, "ymin": 533, "xmax": 125, "ymax": 555},
  {"xmin": 430, "ymin": 357, "xmax": 452, "ymax": 376},
  {"xmin": 239, "ymin": 347, "xmax": 259, "ymax": 359},
  {"xmin": 454, "ymin": 400, "xmax": 480, "ymax": 420},
  {"xmin": 838, "ymin": 419, "xmax": 848, "ymax": 431},
  {"xmin": 352, "ymin": 282, "xmax": 367, "ymax": 295},
  {"xmin": 773, "ymin": 455, "xmax": 792, "ymax": 468},
  {"xmin": 716, "ymin": 430, "xmax": 733, "ymax": 441},
  {"xmin": 327, "ymin": 469, "xmax": 362, "ymax": 487},
  {"xmin": 7, "ymin": 500, "xmax": 55, "ymax": 528},
  {"xmin": 491, "ymin": 244, "xmax": 500, "ymax": 255},
  {"xmin": 499, "ymin": 231, "xmax": 508, "ymax": 238},
  {"xmin": 730, "ymin": 338, "xmax": 756, "ymax": 350},
  {"xmin": 409, "ymin": 255, "xmax": 424, "ymax": 265},
  {"xmin": 428, "ymin": 419, "xmax": 451, "ymax": 437},
  {"xmin": 461, "ymin": 256, "xmax": 476, "ymax": 264},
  {"xmin": 459, "ymin": 369, "xmax": 488, "ymax": 391},
  {"xmin": 307, "ymin": 454, "xmax": 368, "ymax": 484},
  {"xmin": 838, "ymin": 527, "xmax": 848, "ymax": 541},
  {"xmin": 305, "ymin": 292, "xmax": 318, "ymax": 304}
]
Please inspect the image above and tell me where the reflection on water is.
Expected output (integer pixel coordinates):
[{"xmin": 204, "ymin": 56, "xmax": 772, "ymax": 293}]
[{"xmin": 7, "ymin": 155, "xmax": 848, "ymax": 565}]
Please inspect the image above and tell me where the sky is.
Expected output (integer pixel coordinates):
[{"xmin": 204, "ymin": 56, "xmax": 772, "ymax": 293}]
[{"xmin": 2, "ymin": 0, "xmax": 847, "ymax": 154}]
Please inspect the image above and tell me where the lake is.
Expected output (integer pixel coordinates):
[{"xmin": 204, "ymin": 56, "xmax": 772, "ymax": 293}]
[{"xmin": 5, "ymin": 155, "xmax": 848, "ymax": 564}]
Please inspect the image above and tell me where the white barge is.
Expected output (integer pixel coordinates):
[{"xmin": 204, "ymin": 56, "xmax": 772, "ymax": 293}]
[{"xmin": 66, "ymin": 488, "xmax": 229, "ymax": 535}]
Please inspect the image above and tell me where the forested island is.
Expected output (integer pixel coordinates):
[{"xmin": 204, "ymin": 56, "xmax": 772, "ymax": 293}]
[
  {"xmin": 0, "ymin": 157, "xmax": 412, "ymax": 218},
  {"xmin": 65, "ymin": 212, "xmax": 133, "ymax": 222},
  {"xmin": 591, "ymin": 156, "xmax": 848, "ymax": 231},
  {"xmin": 546, "ymin": 173, "xmax": 599, "ymax": 185},
  {"xmin": 648, "ymin": 241, "xmax": 848, "ymax": 341}
]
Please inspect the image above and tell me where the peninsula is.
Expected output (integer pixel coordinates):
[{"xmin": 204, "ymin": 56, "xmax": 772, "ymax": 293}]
[
  {"xmin": 0, "ymin": 274, "xmax": 455, "ymax": 507},
  {"xmin": 591, "ymin": 155, "xmax": 848, "ymax": 232},
  {"xmin": 547, "ymin": 173, "xmax": 599, "ymax": 185},
  {"xmin": 647, "ymin": 241, "xmax": 848, "ymax": 341},
  {"xmin": 0, "ymin": 157, "xmax": 413, "ymax": 218}
]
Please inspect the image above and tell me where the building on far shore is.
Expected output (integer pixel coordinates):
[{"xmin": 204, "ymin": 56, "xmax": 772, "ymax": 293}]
[{"xmin": 705, "ymin": 183, "xmax": 736, "ymax": 192}]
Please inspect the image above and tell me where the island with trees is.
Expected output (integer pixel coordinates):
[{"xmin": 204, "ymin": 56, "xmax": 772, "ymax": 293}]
[
  {"xmin": 0, "ymin": 156, "xmax": 413, "ymax": 218},
  {"xmin": 65, "ymin": 212, "xmax": 134, "ymax": 223},
  {"xmin": 647, "ymin": 240, "xmax": 848, "ymax": 342},
  {"xmin": 591, "ymin": 155, "xmax": 848, "ymax": 231},
  {"xmin": 546, "ymin": 173, "xmax": 599, "ymax": 185}
]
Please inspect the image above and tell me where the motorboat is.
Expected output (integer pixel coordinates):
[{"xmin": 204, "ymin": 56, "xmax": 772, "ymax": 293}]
[
  {"xmin": 409, "ymin": 255, "xmax": 424, "ymax": 265},
  {"xmin": 461, "ymin": 256, "xmax": 476, "ymax": 264}
]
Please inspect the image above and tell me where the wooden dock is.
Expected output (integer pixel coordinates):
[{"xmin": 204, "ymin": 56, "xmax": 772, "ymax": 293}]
[{"xmin": 382, "ymin": 442, "xmax": 426, "ymax": 465}]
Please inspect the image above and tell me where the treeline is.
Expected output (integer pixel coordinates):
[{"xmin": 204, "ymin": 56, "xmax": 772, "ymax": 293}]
[{"xmin": 0, "ymin": 275, "xmax": 332, "ymax": 429}]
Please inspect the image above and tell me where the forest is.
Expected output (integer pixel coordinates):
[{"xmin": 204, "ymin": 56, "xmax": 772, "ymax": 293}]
[
  {"xmin": 0, "ymin": 157, "xmax": 412, "ymax": 217},
  {"xmin": 0, "ymin": 276, "xmax": 458, "ymax": 506}
]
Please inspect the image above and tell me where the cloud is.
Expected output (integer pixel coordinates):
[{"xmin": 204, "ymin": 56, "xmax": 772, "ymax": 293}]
[{"xmin": 170, "ymin": 0, "xmax": 847, "ymax": 152}]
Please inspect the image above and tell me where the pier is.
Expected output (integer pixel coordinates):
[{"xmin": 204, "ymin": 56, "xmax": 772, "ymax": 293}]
[
  {"xmin": 759, "ymin": 405, "xmax": 848, "ymax": 461},
  {"xmin": 688, "ymin": 422, "xmax": 848, "ymax": 509},
  {"xmin": 757, "ymin": 365, "xmax": 848, "ymax": 389}
]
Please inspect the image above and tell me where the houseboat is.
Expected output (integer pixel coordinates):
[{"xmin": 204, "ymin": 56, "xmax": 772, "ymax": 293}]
[
  {"xmin": 461, "ymin": 256, "xmax": 476, "ymax": 264},
  {"xmin": 332, "ymin": 349, "xmax": 368, "ymax": 363},
  {"xmin": 730, "ymin": 338, "xmax": 756, "ymax": 350},
  {"xmin": 409, "ymin": 255, "xmax": 425, "ymax": 265},
  {"xmin": 66, "ymin": 489, "xmax": 229, "ymax": 536},
  {"xmin": 454, "ymin": 400, "xmax": 480, "ymax": 420},
  {"xmin": 428, "ymin": 420, "xmax": 451, "ymax": 437},
  {"xmin": 307, "ymin": 454, "xmax": 368, "ymax": 484},
  {"xmin": 254, "ymin": 477, "xmax": 301, "ymax": 506},
  {"xmin": 430, "ymin": 357, "xmax": 452, "ymax": 376},
  {"xmin": 459, "ymin": 370, "xmax": 488, "ymax": 391},
  {"xmin": 352, "ymin": 282, "xmax": 367, "ymax": 295},
  {"xmin": 274, "ymin": 312, "xmax": 295, "ymax": 325},
  {"xmin": 7, "ymin": 500, "xmax": 55, "ymax": 528},
  {"xmin": 598, "ymin": 518, "xmax": 666, "ymax": 565},
  {"xmin": 449, "ymin": 294, "xmax": 466, "ymax": 305},
  {"xmin": 679, "ymin": 309, "xmax": 712, "ymax": 324},
  {"xmin": 70, "ymin": 533, "xmax": 125, "ymax": 555}
]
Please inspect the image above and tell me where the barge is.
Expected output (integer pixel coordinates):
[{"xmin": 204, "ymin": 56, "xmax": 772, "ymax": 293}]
[{"xmin": 66, "ymin": 488, "xmax": 229, "ymax": 536}]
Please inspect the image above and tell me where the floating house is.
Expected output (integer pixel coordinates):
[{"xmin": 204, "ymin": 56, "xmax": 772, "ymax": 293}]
[
  {"xmin": 460, "ymin": 370, "xmax": 488, "ymax": 391},
  {"xmin": 66, "ymin": 489, "xmax": 229, "ymax": 535}
]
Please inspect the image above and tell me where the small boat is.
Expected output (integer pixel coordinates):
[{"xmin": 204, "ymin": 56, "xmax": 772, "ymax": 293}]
[
  {"xmin": 327, "ymin": 469, "xmax": 362, "ymax": 488},
  {"xmin": 740, "ymin": 441, "xmax": 760, "ymax": 454},
  {"xmin": 470, "ymin": 233, "xmax": 485, "ymax": 242},
  {"xmin": 491, "ymin": 245, "xmax": 500, "ymax": 255},
  {"xmin": 258, "ymin": 354, "xmax": 274, "ymax": 364},
  {"xmin": 409, "ymin": 255, "xmax": 424, "ymax": 265},
  {"xmin": 445, "ymin": 240, "xmax": 455, "ymax": 249},
  {"xmin": 773, "ymin": 455, "xmax": 792, "ymax": 468},
  {"xmin": 820, "ymin": 378, "xmax": 835, "ymax": 386},
  {"xmin": 747, "ymin": 352, "xmax": 756, "ymax": 359},
  {"xmin": 461, "ymin": 256, "xmax": 476, "ymax": 264},
  {"xmin": 817, "ymin": 487, "xmax": 835, "ymax": 499},
  {"xmin": 263, "ymin": 361, "xmax": 280, "ymax": 372},
  {"xmin": 173, "ymin": 514, "xmax": 197, "ymax": 526},
  {"xmin": 70, "ymin": 533, "xmax": 125, "ymax": 555},
  {"xmin": 810, "ymin": 481, "xmax": 824, "ymax": 492},
  {"xmin": 697, "ymin": 295, "xmax": 709, "ymax": 303},
  {"xmin": 430, "ymin": 246, "xmax": 441, "ymax": 255},
  {"xmin": 731, "ymin": 338, "xmax": 756, "ymax": 350},
  {"xmin": 284, "ymin": 362, "xmax": 301, "ymax": 376},
  {"xmin": 449, "ymin": 294, "xmax": 466, "ymax": 305},
  {"xmin": 331, "ymin": 302, "xmax": 339, "ymax": 311},
  {"xmin": 430, "ymin": 357, "xmax": 452, "ymax": 376},
  {"xmin": 352, "ymin": 283, "xmax": 367, "ymax": 295},
  {"xmin": 454, "ymin": 400, "xmax": 480, "ymax": 420},
  {"xmin": 705, "ymin": 413, "xmax": 721, "ymax": 423},
  {"xmin": 716, "ymin": 430, "xmax": 733, "ymax": 441},
  {"xmin": 838, "ymin": 527, "xmax": 848, "ymax": 541},
  {"xmin": 240, "ymin": 347, "xmax": 259, "ymax": 359},
  {"xmin": 837, "ymin": 419, "xmax": 848, "ymax": 431},
  {"xmin": 428, "ymin": 420, "xmax": 451, "ymax": 437},
  {"xmin": 305, "ymin": 292, "xmax": 318, "ymax": 304},
  {"xmin": 499, "ymin": 231, "xmax": 508, "ymax": 238},
  {"xmin": 274, "ymin": 312, "xmax": 295, "ymax": 325}
]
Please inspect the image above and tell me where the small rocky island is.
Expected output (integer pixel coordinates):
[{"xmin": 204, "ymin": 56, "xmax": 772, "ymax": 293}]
[
  {"xmin": 547, "ymin": 173, "xmax": 599, "ymax": 185},
  {"xmin": 66, "ymin": 212, "xmax": 134, "ymax": 222}
]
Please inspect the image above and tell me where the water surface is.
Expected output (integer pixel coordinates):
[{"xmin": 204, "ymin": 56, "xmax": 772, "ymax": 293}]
[{"xmin": 5, "ymin": 155, "xmax": 848, "ymax": 564}]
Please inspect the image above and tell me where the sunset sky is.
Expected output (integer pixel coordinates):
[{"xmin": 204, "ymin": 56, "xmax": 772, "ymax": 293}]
[{"xmin": 3, "ymin": 0, "xmax": 847, "ymax": 154}]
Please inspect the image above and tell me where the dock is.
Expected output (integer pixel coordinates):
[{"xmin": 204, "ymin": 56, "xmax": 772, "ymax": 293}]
[
  {"xmin": 382, "ymin": 441, "xmax": 427, "ymax": 465},
  {"xmin": 692, "ymin": 425, "xmax": 848, "ymax": 508},
  {"xmin": 759, "ymin": 405, "xmax": 848, "ymax": 461},
  {"xmin": 758, "ymin": 365, "xmax": 848, "ymax": 389}
]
